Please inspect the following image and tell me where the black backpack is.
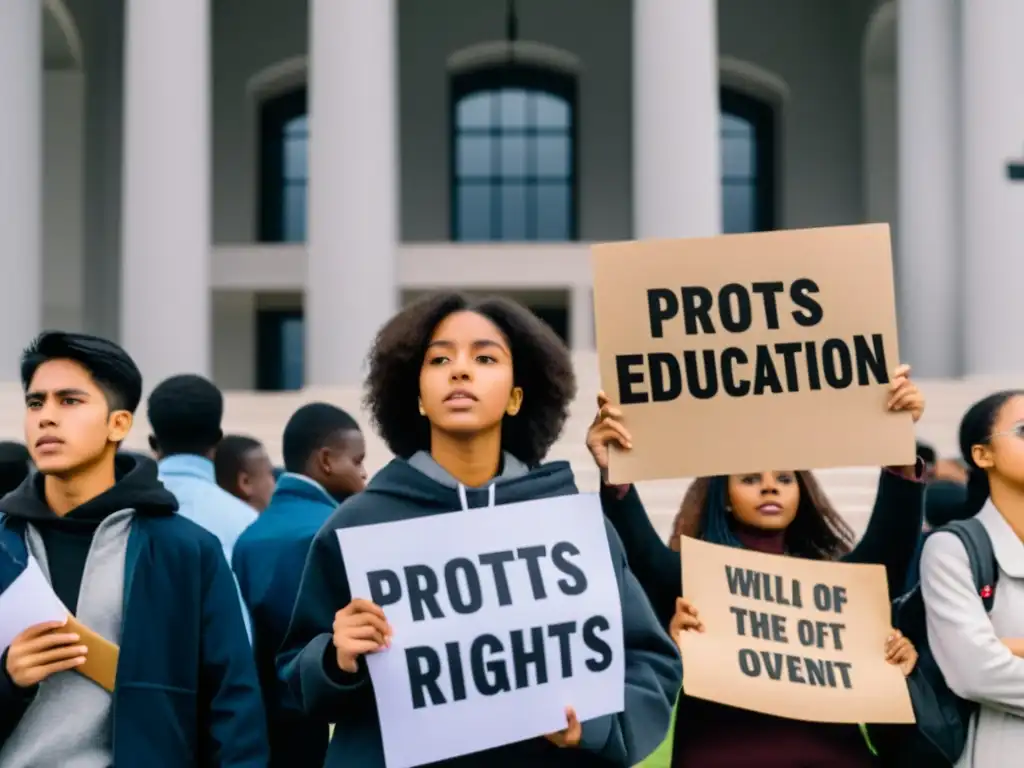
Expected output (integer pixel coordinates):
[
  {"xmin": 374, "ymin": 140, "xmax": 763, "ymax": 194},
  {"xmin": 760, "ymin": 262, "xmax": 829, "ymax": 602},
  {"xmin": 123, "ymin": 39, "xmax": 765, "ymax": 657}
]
[{"xmin": 886, "ymin": 518, "xmax": 998, "ymax": 766}]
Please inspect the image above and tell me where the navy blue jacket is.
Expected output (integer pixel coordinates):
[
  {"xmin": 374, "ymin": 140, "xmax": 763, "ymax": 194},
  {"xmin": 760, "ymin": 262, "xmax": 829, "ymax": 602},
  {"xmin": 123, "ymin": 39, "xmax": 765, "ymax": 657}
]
[
  {"xmin": 234, "ymin": 473, "xmax": 339, "ymax": 768},
  {"xmin": 0, "ymin": 458, "xmax": 268, "ymax": 766},
  {"xmin": 277, "ymin": 457, "xmax": 682, "ymax": 767}
]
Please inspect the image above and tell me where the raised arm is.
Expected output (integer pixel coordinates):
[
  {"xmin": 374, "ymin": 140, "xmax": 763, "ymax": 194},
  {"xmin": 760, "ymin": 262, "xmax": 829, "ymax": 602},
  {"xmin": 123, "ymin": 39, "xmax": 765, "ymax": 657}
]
[
  {"xmin": 600, "ymin": 483, "xmax": 681, "ymax": 628},
  {"xmin": 588, "ymin": 392, "xmax": 682, "ymax": 627},
  {"xmin": 843, "ymin": 363, "xmax": 927, "ymax": 596},
  {"xmin": 843, "ymin": 464, "xmax": 924, "ymax": 597},
  {"xmin": 920, "ymin": 531, "xmax": 1024, "ymax": 716}
]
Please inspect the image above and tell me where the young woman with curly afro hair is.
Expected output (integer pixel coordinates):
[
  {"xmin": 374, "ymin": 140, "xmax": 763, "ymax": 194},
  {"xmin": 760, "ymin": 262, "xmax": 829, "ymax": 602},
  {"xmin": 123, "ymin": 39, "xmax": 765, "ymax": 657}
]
[{"xmin": 277, "ymin": 292, "xmax": 682, "ymax": 768}]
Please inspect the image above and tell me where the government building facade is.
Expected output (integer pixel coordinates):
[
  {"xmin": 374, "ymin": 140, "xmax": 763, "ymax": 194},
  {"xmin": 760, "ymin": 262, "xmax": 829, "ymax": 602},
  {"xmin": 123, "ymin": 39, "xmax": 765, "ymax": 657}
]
[{"xmin": 4, "ymin": 0, "xmax": 1018, "ymax": 391}]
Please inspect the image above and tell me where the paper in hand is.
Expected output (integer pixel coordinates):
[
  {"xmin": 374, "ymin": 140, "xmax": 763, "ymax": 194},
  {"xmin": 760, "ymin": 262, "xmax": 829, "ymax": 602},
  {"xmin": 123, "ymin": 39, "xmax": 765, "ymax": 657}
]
[{"xmin": 0, "ymin": 556, "xmax": 68, "ymax": 652}]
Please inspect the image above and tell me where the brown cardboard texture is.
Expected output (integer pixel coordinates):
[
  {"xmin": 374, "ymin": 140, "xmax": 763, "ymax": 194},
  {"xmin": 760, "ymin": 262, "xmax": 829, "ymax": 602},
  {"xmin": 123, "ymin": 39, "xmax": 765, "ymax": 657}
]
[
  {"xmin": 591, "ymin": 224, "xmax": 916, "ymax": 483},
  {"xmin": 677, "ymin": 536, "xmax": 915, "ymax": 724},
  {"xmin": 65, "ymin": 615, "xmax": 119, "ymax": 693}
]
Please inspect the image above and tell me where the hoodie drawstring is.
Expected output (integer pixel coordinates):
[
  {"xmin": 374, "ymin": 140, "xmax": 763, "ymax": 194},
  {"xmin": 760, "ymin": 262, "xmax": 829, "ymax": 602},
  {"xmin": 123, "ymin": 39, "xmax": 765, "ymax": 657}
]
[{"xmin": 457, "ymin": 483, "xmax": 496, "ymax": 511}]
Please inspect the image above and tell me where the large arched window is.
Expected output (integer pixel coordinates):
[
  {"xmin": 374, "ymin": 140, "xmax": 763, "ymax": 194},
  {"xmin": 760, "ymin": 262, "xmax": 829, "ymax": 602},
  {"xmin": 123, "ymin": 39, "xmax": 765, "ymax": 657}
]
[
  {"xmin": 720, "ymin": 88, "xmax": 776, "ymax": 233},
  {"xmin": 450, "ymin": 64, "xmax": 578, "ymax": 241},
  {"xmin": 259, "ymin": 88, "xmax": 308, "ymax": 243}
]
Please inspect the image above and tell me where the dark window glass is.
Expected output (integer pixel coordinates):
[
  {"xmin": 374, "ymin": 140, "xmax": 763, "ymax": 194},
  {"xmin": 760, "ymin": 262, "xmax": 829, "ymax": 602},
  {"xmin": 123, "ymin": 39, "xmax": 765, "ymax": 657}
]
[
  {"xmin": 720, "ymin": 88, "xmax": 776, "ymax": 233},
  {"xmin": 450, "ymin": 65, "xmax": 578, "ymax": 241},
  {"xmin": 256, "ymin": 310, "xmax": 304, "ymax": 391},
  {"xmin": 259, "ymin": 89, "xmax": 308, "ymax": 243}
]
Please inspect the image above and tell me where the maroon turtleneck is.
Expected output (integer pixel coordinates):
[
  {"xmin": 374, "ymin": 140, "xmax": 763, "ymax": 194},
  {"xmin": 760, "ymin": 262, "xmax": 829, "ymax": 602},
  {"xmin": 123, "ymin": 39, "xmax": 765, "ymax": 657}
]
[
  {"xmin": 732, "ymin": 523, "xmax": 787, "ymax": 555},
  {"xmin": 673, "ymin": 524, "xmax": 874, "ymax": 768}
]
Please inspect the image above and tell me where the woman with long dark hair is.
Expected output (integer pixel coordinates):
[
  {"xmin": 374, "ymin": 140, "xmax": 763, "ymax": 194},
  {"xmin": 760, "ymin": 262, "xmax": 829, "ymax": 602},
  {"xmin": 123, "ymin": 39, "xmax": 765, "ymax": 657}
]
[
  {"xmin": 920, "ymin": 390, "xmax": 1024, "ymax": 767},
  {"xmin": 589, "ymin": 365, "xmax": 927, "ymax": 766}
]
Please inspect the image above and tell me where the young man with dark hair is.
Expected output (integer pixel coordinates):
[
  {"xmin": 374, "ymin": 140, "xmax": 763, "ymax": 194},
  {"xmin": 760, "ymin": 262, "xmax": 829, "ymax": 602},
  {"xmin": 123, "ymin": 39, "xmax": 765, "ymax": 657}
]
[
  {"xmin": 0, "ymin": 331, "xmax": 267, "ymax": 765},
  {"xmin": 216, "ymin": 434, "xmax": 277, "ymax": 513},
  {"xmin": 234, "ymin": 402, "xmax": 366, "ymax": 768}
]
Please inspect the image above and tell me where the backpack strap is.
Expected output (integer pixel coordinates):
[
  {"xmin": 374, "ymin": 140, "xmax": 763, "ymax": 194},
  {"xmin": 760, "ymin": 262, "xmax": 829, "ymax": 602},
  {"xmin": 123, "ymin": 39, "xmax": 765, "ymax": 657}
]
[{"xmin": 941, "ymin": 518, "xmax": 999, "ymax": 612}]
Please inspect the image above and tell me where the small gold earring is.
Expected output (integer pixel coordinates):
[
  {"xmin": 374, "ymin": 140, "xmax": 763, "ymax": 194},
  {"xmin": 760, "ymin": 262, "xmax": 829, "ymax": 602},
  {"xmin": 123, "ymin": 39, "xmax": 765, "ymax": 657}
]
[{"xmin": 418, "ymin": 400, "xmax": 426, "ymax": 416}]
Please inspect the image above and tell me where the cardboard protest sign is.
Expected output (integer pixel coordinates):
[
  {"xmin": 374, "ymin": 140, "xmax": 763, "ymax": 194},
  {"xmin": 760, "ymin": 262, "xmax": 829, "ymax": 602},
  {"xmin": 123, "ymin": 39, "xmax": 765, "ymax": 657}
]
[
  {"xmin": 591, "ymin": 224, "xmax": 915, "ymax": 483},
  {"xmin": 677, "ymin": 536, "xmax": 915, "ymax": 724},
  {"xmin": 336, "ymin": 494, "xmax": 625, "ymax": 768}
]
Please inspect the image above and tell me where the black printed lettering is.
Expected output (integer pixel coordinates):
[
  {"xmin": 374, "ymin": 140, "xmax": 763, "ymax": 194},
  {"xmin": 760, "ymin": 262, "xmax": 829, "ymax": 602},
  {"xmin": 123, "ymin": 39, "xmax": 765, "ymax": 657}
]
[
  {"xmin": 752, "ymin": 345, "xmax": 784, "ymax": 395},
  {"xmin": 510, "ymin": 627, "xmax": 548, "ymax": 689},
  {"xmin": 517, "ymin": 545, "xmax": 548, "ymax": 600},
  {"xmin": 647, "ymin": 288, "xmax": 680, "ymax": 338},
  {"xmin": 683, "ymin": 350, "xmax": 718, "ymax": 399},
  {"xmin": 648, "ymin": 352, "xmax": 683, "ymax": 402},
  {"xmin": 551, "ymin": 541, "xmax": 588, "ymax": 595},
  {"xmin": 615, "ymin": 354, "xmax": 648, "ymax": 405},
  {"xmin": 547, "ymin": 621, "xmax": 577, "ymax": 678},
  {"xmin": 790, "ymin": 278, "xmax": 823, "ymax": 327},
  {"xmin": 407, "ymin": 646, "xmax": 445, "ymax": 709},
  {"xmin": 681, "ymin": 286, "xmax": 715, "ymax": 334},
  {"xmin": 821, "ymin": 338, "xmax": 853, "ymax": 389},
  {"xmin": 443, "ymin": 558, "xmax": 483, "ymax": 615},
  {"xmin": 477, "ymin": 550, "xmax": 516, "ymax": 607},
  {"xmin": 738, "ymin": 648, "xmax": 761, "ymax": 677},
  {"xmin": 854, "ymin": 334, "xmax": 888, "ymax": 384},
  {"xmin": 721, "ymin": 348, "xmax": 750, "ymax": 396},
  {"xmin": 445, "ymin": 641, "xmax": 467, "ymax": 701},
  {"xmin": 470, "ymin": 634, "xmax": 511, "ymax": 696},
  {"xmin": 719, "ymin": 283, "xmax": 753, "ymax": 333},
  {"xmin": 582, "ymin": 615, "xmax": 613, "ymax": 672},
  {"xmin": 751, "ymin": 281, "xmax": 785, "ymax": 329},
  {"xmin": 367, "ymin": 569, "xmax": 402, "ymax": 609},
  {"xmin": 403, "ymin": 564, "xmax": 444, "ymax": 621}
]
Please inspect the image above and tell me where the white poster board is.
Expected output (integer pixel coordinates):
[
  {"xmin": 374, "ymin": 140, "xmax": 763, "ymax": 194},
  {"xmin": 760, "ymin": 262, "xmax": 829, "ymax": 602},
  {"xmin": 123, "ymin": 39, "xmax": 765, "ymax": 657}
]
[{"xmin": 337, "ymin": 493, "xmax": 625, "ymax": 767}]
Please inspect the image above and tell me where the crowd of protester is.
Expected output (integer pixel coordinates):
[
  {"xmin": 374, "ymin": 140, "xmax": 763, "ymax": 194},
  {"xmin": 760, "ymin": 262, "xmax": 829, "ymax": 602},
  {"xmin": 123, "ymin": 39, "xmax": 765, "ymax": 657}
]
[{"xmin": 0, "ymin": 291, "xmax": 1020, "ymax": 767}]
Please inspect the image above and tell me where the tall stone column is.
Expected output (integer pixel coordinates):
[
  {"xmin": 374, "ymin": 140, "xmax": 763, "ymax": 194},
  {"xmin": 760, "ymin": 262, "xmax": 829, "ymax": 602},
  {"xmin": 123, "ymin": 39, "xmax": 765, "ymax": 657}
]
[
  {"xmin": 897, "ymin": 0, "xmax": 960, "ymax": 377},
  {"xmin": 306, "ymin": 0, "xmax": 398, "ymax": 386},
  {"xmin": 0, "ymin": 1, "xmax": 42, "ymax": 380},
  {"xmin": 634, "ymin": 0, "xmax": 721, "ymax": 238},
  {"xmin": 121, "ymin": 0, "xmax": 211, "ymax": 383},
  {"xmin": 962, "ymin": 0, "xmax": 1024, "ymax": 374}
]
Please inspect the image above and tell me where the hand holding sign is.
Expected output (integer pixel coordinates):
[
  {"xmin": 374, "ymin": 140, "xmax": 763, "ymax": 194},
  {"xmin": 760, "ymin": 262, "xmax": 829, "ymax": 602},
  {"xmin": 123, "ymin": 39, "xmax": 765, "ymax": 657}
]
[
  {"xmin": 544, "ymin": 706, "xmax": 582, "ymax": 748},
  {"xmin": 586, "ymin": 392, "xmax": 632, "ymax": 483},
  {"xmin": 669, "ymin": 597, "xmax": 705, "ymax": 644},
  {"xmin": 884, "ymin": 629, "xmax": 917, "ymax": 677},
  {"xmin": 4, "ymin": 620, "xmax": 87, "ymax": 688},
  {"xmin": 886, "ymin": 365, "xmax": 925, "ymax": 422},
  {"xmin": 333, "ymin": 599, "xmax": 393, "ymax": 674}
]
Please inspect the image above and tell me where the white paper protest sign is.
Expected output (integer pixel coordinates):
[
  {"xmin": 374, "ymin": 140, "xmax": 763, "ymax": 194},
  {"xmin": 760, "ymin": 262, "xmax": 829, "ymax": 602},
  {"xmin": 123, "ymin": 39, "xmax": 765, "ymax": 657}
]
[
  {"xmin": 336, "ymin": 493, "xmax": 625, "ymax": 768},
  {"xmin": 0, "ymin": 556, "xmax": 68, "ymax": 653}
]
